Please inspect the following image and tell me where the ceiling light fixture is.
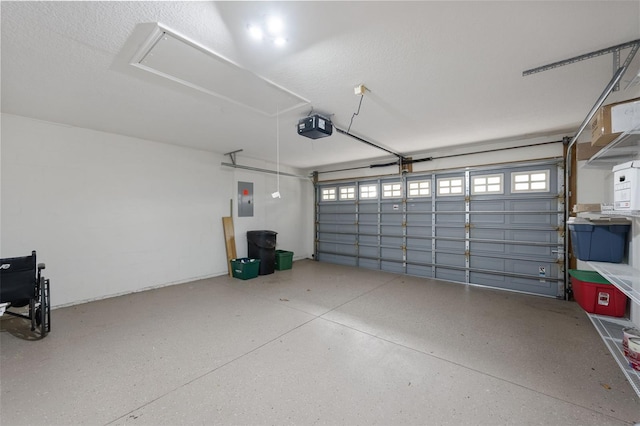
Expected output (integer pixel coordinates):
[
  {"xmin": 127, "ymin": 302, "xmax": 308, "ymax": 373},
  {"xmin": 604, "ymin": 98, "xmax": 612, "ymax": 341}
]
[
  {"xmin": 247, "ymin": 16, "xmax": 287, "ymax": 47},
  {"xmin": 266, "ymin": 17, "xmax": 283, "ymax": 35},
  {"xmin": 248, "ymin": 25, "xmax": 263, "ymax": 40}
]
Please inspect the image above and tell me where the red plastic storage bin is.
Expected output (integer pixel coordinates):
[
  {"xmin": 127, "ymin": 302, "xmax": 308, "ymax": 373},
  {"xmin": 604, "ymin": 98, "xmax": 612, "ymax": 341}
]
[{"xmin": 569, "ymin": 270, "xmax": 627, "ymax": 317}]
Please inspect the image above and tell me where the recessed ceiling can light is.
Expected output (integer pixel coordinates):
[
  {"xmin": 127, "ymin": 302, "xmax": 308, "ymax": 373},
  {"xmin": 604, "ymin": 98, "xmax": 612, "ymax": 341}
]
[
  {"xmin": 248, "ymin": 25, "xmax": 263, "ymax": 40},
  {"xmin": 266, "ymin": 17, "xmax": 284, "ymax": 35},
  {"xmin": 274, "ymin": 37, "xmax": 286, "ymax": 47}
]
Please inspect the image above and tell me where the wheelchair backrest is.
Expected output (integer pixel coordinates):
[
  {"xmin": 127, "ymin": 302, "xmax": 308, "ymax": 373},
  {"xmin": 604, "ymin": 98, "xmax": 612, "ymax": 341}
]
[{"xmin": 0, "ymin": 251, "xmax": 37, "ymax": 303}]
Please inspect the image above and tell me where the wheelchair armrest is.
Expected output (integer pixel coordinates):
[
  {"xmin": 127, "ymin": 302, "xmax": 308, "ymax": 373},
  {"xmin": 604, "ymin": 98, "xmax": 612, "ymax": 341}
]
[{"xmin": 37, "ymin": 263, "xmax": 46, "ymax": 281}]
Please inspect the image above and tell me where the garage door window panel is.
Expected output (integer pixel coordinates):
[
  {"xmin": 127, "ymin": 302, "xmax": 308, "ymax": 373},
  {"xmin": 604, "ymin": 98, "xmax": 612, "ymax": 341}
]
[
  {"xmin": 321, "ymin": 187, "xmax": 337, "ymax": 201},
  {"xmin": 408, "ymin": 180, "xmax": 431, "ymax": 197},
  {"xmin": 511, "ymin": 170, "xmax": 550, "ymax": 193},
  {"xmin": 382, "ymin": 182, "xmax": 403, "ymax": 199},
  {"xmin": 339, "ymin": 186, "xmax": 356, "ymax": 200},
  {"xmin": 437, "ymin": 177, "xmax": 464, "ymax": 196},
  {"xmin": 360, "ymin": 184, "xmax": 378, "ymax": 199},
  {"xmin": 472, "ymin": 174, "xmax": 504, "ymax": 195}
]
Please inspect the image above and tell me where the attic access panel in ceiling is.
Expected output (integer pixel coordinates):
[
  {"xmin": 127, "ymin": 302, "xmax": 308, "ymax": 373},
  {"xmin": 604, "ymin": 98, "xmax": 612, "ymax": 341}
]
[{"xmin": 130, "ymin": 25, "xmax": 309, "ymax": 116}]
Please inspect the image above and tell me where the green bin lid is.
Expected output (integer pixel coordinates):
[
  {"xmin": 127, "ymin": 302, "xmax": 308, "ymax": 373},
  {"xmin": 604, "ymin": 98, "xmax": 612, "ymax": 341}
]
[{"xmin": 568, "ymin": 269, "xmax": 611, "ymax": 285}]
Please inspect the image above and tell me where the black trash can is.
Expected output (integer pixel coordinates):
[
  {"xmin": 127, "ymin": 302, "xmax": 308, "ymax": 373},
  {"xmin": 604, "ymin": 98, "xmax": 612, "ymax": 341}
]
[{"xmin": 247, "ymin": 230, "xmax": 277, "ymax": 275}]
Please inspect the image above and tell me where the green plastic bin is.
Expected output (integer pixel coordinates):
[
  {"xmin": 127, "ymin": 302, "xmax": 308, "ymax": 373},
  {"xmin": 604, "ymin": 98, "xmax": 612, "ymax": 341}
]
[
  {"xmin": 230, "ymin": 258, "xmax": 260, "ymax": 280},
  {"xmin": 274, "ymin": 250, "xmax": 293, "ymax": 270}
]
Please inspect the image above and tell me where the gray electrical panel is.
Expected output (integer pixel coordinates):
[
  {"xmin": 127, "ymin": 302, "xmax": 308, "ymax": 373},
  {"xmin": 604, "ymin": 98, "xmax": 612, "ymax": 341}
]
[{"xmin": 238, "ymin": 181, "xmax": 253, "ymax": 217}]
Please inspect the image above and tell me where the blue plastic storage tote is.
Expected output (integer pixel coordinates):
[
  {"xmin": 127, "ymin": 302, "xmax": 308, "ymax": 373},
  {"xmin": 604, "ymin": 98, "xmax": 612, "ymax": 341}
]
[{"xmin": 568, "ymin": 218, "xmax": 630, "ymax": 263}]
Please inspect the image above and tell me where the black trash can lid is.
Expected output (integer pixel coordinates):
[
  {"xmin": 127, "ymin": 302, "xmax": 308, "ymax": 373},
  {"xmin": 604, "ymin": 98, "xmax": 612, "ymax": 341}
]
[{"xmin": 247, "ymin": 230, "xmax": 277, "ymax": 236}]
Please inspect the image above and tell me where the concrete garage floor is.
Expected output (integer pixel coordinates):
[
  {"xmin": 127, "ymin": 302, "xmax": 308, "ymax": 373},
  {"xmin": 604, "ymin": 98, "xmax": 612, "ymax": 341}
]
[{"xmin": 1, "ymin": 260, "xmax": 639, "ymax": 425}]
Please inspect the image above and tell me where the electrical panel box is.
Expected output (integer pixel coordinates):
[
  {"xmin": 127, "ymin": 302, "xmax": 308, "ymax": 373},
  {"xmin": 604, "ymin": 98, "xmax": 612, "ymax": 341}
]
[
  {"xmin": 613, "ymin": 160, "xmax": 640, "ymax": 211},
  {"xmin": 238, "ymin": 181, "xmax": 253, "ymax": 217},
  {"xmin": 298, "ymin": 115, "xmax": 332, "ymax": 139}
]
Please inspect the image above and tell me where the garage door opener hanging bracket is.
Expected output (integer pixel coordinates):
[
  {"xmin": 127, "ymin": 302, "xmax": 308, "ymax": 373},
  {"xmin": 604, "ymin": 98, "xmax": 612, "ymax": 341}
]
[
  {"xmin": 523, "ymin": 38, "xmax": 640, "ymax": 91},
  {"xmin": 225, "ymin": 149, "xmax": 243, "ymax": 165}
]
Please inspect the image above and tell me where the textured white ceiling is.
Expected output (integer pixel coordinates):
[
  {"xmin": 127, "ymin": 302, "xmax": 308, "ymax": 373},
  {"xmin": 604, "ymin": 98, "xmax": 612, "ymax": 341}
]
[{"xmin": 2, "ymin": 1, "xmax": 640, "ymax": 170}]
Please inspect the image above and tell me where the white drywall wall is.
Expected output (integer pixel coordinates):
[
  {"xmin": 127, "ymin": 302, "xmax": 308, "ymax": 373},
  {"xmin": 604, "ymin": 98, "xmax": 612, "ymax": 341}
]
[
  {"xmin": 1, "ymin": 114, "xmax": 314, "ymax": 307},
  {"xmin": 228, "ymin": 160, "xmax": 314, "ymax": 260}
]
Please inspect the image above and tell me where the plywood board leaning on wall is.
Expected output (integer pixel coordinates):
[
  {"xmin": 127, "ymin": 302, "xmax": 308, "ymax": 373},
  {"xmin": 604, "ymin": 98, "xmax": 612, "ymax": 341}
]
[{"xmin": 222, "ymin": 217, "xmax": 237, "ymax": 277}]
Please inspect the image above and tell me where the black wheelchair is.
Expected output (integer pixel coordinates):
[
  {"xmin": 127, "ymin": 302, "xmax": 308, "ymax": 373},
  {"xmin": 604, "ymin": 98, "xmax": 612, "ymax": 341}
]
[{"xmin": 0, "ymin": 251, "xmax": 51, "ymax": 338}]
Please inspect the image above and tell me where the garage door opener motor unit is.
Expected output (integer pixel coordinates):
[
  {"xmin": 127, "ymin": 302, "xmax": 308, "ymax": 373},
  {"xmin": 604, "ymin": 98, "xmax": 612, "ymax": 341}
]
[{"xmin": 298, "ymin": 115, "xmax": 332, "ymax": 139}]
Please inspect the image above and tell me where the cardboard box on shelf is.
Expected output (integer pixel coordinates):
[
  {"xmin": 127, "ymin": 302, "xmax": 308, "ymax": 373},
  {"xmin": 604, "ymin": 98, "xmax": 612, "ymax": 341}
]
[
  {"xmin": 572, "ymin": 203, "xmax": 601, "ymax": 213},
  {"xmin": 591, "ymin": 97, "xmax": 640, "ymax": 147}
]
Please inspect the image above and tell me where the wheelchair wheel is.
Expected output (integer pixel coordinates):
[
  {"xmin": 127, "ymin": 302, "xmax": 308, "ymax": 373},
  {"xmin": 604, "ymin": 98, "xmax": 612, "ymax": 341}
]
[
  {"xmin": 36, "ymin": 277, "xmax": 50, "ymax": 337},
  {"xmin": 29, "ymin": 298, "xmax": 37, "ymax": 332}
]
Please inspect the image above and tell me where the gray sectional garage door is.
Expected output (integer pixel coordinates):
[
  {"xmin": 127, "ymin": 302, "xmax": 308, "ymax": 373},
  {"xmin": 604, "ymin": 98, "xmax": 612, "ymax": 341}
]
[{"xmin": 315, "ymin": 160, "xmax": 565, "ymax": 298}]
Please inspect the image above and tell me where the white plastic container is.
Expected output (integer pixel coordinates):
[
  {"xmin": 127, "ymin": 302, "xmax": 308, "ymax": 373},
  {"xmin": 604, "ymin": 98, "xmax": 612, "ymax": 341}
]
[{"xmin": 613, "ymin": 160, "xmax": 640, "ymax": 211}]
